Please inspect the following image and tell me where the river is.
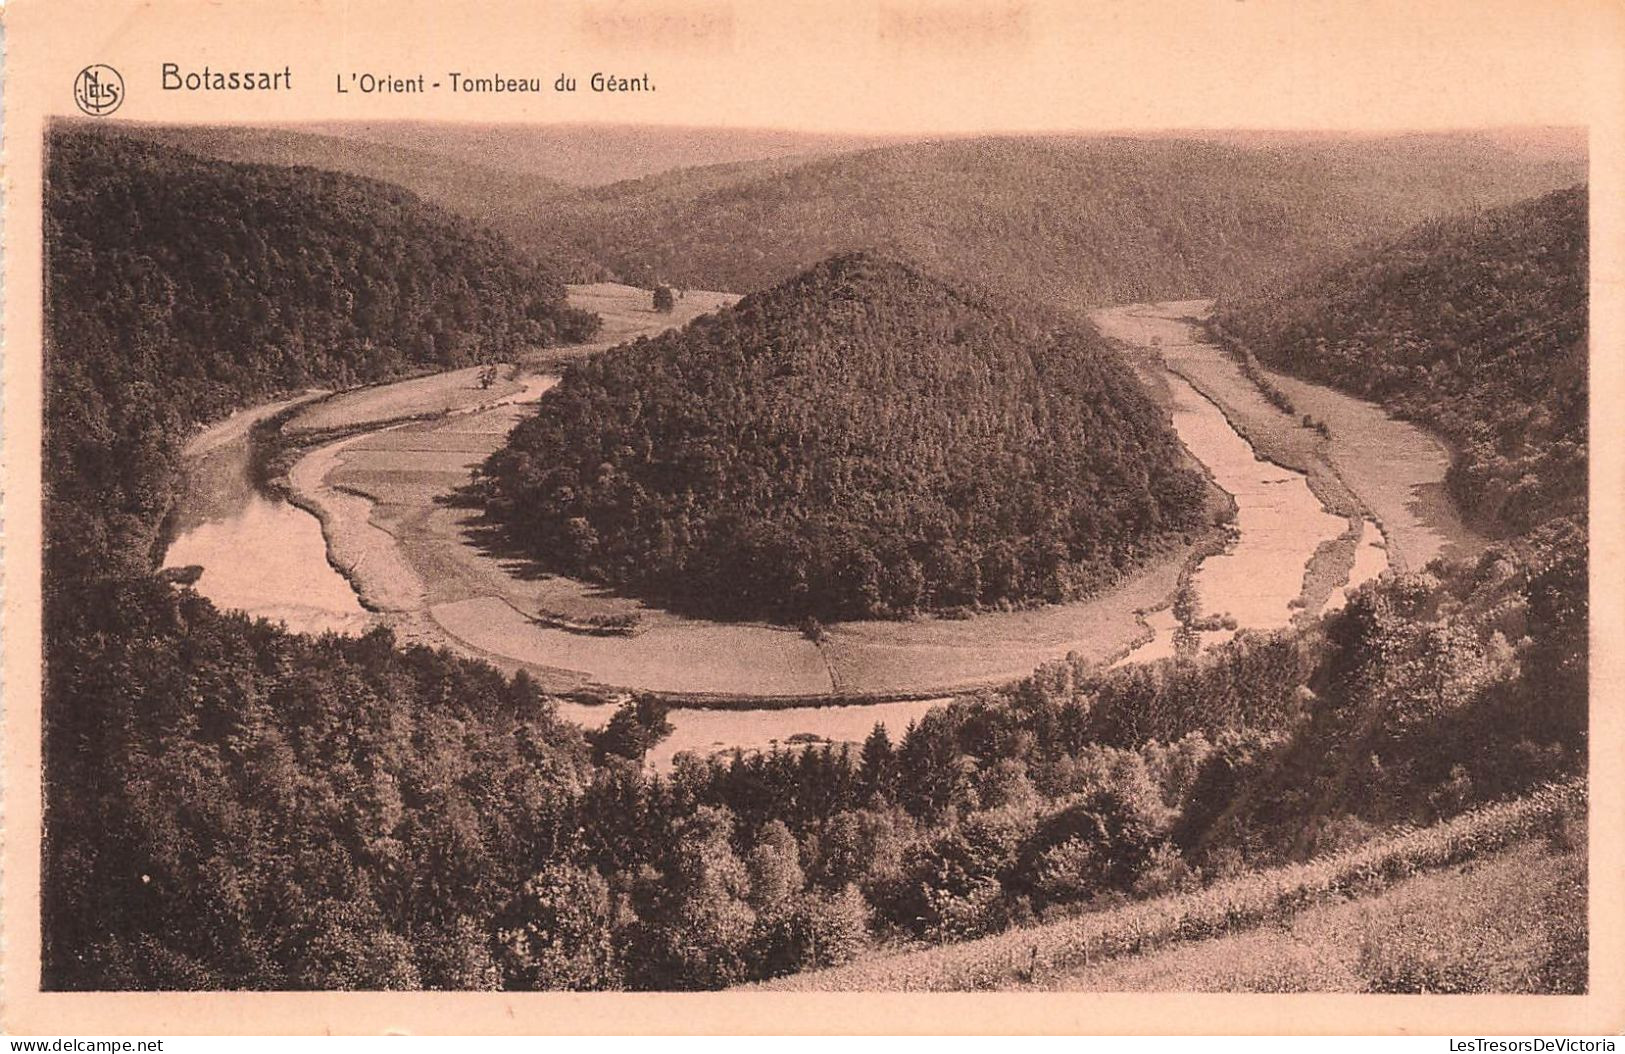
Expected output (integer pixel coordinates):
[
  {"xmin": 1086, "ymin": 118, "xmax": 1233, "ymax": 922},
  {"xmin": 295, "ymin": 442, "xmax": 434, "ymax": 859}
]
[
  {"xmin": 161, "ymin": 395, "xmax": 374, "ymax": 637},
  {"xmin": 162, "ymin": 297, "xmax": 1472, "ymax": 767}
]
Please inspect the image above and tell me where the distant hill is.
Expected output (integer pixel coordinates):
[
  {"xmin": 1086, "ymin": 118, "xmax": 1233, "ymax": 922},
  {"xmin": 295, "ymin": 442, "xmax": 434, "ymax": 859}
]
[
  {"xmin": 547, "ymin": 134, "xmax": 1586, "ymax": 305},
  {"xmin": 79, "ymin": 120, "xmax": 578, "ymax": 201},
  {"xmin": 101, "ymin": 126, "xmax": 1585, "ymax": 308},
  {"xmin": 98, "ymin": 121, "xmax": 902, "ymax": 280},
  {"xmin": 1211, "ymin": 185, "xmax": 1587, "ymax": 535},
  {"xmin": 69, "ymin": 120, "xmax": 611, "ymax": 280},
  {"xmin": 296, "ymin": 121, "xmax": 906, "ymax": 185},
  {"xmin": 477, "ymin": 252, "xmax": 1208, "ymax": 621},
  {"xmin": 44, "ymin": 126, "xmax": 598, "ymax": 579}
]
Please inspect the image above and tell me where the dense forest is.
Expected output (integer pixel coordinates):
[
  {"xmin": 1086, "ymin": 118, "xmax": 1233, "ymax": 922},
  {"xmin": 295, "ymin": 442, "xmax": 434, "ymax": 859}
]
[
  {"xmin": 476, "ymin": 252, "xmax": 1209, "ymax": 621},
  {"xmin": 42, "ymin": 129, "xmax": 1588, "ymax": 992},
  {"xmin": 1211, "ymin": 186, "xmax": 1587, "ymax": 535},
  {"xmin": 40, "ymin": 129, "xmax": 599, "ymax": 986},
  {"xmin": 45, "ymin": 524, "xmax": 1586, "ymax": 989},
  {"xmin": 44, "ymin": 127, "xmax": 597, "ymax": 580},
  {"xmin": 78, "ymin": 122, "xmax": 612, "ymax": 284}
]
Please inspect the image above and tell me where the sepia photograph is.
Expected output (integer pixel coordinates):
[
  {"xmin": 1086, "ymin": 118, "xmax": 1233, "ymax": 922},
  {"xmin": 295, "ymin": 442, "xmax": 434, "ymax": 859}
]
[{"xmin": 2, "ymin": 0, "xmax": 1621, "ymax": 1038}]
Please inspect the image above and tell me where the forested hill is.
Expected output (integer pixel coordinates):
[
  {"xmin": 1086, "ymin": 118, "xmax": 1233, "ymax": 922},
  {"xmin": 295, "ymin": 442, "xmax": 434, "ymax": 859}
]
[
  {"xmin": 113, "ymin": 125, "xmax": 1584, "ymax": 307},
  {"xmin": 1211, "ymin": 185, "xmax": 1587, "ymax": 535},
  {"xmin": 478, "ymin": 252, "xmax": 1209, "ymax": 622},
  {"xmin": 44, "ymin": 127, "xmax": 598, "ymax": 580},
  {"xmin": 40, "ymin": 128, "xmax": 1590, "ymax": 993},
  {"xmin": 543, "ymin": 134, "xmax": 1584, "ymax": 305},
  {"xmin": 76, "ymin": 121, "xmax": 609, "ymax": 282}
]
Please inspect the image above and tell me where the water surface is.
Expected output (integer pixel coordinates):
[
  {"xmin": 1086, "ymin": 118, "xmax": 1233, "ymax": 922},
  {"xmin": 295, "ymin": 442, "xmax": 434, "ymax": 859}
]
[
  {"xmin": 1119, "ymin": 372, "xmax": 1346, "ymax": 662},
  {"xmin": 162, "ymin": 399, "xmax": 373, "ymax": 636}
]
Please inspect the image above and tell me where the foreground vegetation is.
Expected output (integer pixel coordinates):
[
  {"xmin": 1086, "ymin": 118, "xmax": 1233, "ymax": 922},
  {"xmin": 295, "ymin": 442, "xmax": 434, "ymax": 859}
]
[
  {"xmin": 762, "ymin": 781, "xmax": 1584, "ymax": 991},
  {"xmin": 1212, "ymin": 186, "xmax": 1587, "ymax": 535},
  {"xmin": 478, "ymin": 252, "xmax": 1208, "ymax": 621},
  {"xmin": 46, "ymin": 518, "xmax": 1585, "ymax": 988}
]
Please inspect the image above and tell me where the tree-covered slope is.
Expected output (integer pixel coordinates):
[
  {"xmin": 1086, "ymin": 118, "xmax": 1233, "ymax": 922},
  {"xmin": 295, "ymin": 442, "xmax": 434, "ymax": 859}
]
[
  {"xmin": 44, "ymin": 126, "xmax": 599, "ymax": 580},
  {"xmin": 1211, "ymin": 186, "xmax": 1587, "ymax": 534},
  {"xmin": 547, "ymin": 133, "xmax": 1584, "ymax": 304},
  {"xmin": 477, "ymin": 252, "xmax": 1208, "ymax": 621},
  {"xmin": 104, "ymin": 126, "xmax": 1584, "ymax": 308},
  {"xmin": 83, "ymin": 121, "xmax": 612, "ymax": 282}
]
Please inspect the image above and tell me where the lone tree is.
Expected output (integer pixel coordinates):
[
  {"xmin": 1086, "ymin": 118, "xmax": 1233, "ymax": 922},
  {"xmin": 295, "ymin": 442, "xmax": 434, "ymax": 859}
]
[
  {"xmin": 589, "ymin": 695, "xmax": 674, "ymax": 764},
  {"xmin": 652, "ymin": 285, "xmax": 676, "ymax": 313}
]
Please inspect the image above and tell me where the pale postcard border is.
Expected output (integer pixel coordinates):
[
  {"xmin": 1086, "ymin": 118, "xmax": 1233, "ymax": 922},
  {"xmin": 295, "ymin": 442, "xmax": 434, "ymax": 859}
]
[{"xmin": 2, "ymin": 0, "xmax": 1622, "ymax": 1035}]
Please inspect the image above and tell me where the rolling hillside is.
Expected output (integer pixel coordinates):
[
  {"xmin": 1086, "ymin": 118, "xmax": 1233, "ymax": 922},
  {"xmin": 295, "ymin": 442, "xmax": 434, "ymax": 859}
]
[
  {"xmin": 298, "ymin": 120, "xmax": 903, "ymax": 185},
  {"xmin": 546, "ymin": 132, "xmax": 1584, "ymax": 304},
  {"xmin": 477, "ymin": 251, "xmax": 1208, "ymax": 621},
  {"xmin": 107, "ymin": 124, "xmax": 1585, "ymax": 308},
  {"xmin": 1211, "ymin": 185, "xmax": 1587, "ymax": 534},
  {"xmin": 66, "ymin": 120, "xmax": 610, "ymax": 281}
]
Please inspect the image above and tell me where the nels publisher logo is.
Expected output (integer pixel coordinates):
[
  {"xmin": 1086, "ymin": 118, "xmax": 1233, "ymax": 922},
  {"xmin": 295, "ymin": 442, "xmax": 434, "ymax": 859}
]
[{"xmin": 74, "ymin": 64, "xmax": 124, "ymax": 116}]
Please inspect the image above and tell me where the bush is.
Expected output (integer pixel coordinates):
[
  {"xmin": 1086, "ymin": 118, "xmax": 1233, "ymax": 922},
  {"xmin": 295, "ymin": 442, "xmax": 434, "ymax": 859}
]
[{"xmin": 497, "ymin": 864, "xmax": 620, "ymax": 990}]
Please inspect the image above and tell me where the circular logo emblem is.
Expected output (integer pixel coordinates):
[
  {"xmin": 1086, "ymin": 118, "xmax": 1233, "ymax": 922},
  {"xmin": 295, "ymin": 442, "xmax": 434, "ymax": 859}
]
[{"xmin": 74, "ymin": 65, "xmax": 124, "ymax": 117}]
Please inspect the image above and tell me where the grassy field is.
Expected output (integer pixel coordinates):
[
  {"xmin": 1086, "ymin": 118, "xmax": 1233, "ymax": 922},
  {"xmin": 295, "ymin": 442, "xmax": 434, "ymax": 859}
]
[
  {"xmin": 559, "ymin": 282, "xmax": 736, "ymax": 346},
  {"xmin": 759, "ymin": 781, "xmax": 1584, "ymax": 992},
  {"xmin": 283, "ymin": 428, "xmax": 429, "ymax": 614},
  {"xmin": 1028, "ymin": 827, "xmax": 1585, "ymax": 992},
  {"xmin": 285, "ymin": 365, "xmax": 531, "ymax": 433},
  {"xmin": 1267, "ymin": 370, "xmax": 1488, "ymax": 570},
  {"xmin": 429, "ymin": 595, "xmax": 837, "ymax": 696}
]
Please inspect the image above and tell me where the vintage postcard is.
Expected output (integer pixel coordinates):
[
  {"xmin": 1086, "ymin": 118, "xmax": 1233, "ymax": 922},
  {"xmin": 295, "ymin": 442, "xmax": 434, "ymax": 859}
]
[{"xmin": 2, "ymin": 0, "xmax": 1622, "ymax": 1036}]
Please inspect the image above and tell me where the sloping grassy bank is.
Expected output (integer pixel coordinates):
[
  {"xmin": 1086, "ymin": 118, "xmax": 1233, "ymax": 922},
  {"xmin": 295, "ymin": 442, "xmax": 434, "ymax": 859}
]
[
  {"xmin": 759, "ymin": 780, "xmax": 1583, "ymax": 991},
  {"xmin": 1024, "ymin": 824, "xmax": 1585, "ymax": 993}
]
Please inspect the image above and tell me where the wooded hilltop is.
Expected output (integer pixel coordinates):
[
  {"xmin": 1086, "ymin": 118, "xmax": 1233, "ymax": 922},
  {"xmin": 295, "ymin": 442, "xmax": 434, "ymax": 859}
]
[
  {"xmin": 1212, "ymin": 185, "xmax": 1587, "ymax": 535},
  {"xmin": 476, "ymin": 252, "xmax": 1209, "ymax": 622}
]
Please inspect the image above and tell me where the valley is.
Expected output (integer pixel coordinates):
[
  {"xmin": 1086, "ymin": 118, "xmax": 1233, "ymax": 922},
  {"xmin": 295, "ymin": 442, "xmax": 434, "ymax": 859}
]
[
  {"xmin": 162, "ymin": 292, "xmax": 1480, "ymax": 765},
  {"xmin": 43, "ymin": 124, "xmax": 1589, "ymax": 995}
]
